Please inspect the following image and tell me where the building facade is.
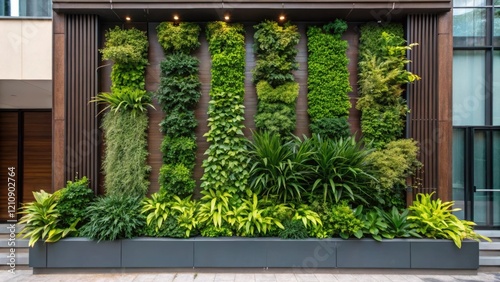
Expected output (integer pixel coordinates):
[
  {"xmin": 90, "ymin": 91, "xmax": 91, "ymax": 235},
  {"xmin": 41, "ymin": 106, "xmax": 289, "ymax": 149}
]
[{"xmin": 1, "ymin": 0, "xmax": 498, "ymax": 229}]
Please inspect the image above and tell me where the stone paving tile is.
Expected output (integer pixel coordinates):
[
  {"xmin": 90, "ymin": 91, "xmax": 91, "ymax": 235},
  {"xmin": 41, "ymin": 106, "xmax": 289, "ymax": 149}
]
[
  {"xmin": 173, "ymin": 273, "xmax": 195, "ymax": 282},
  {"xmin": 214, "ymin": 273, "xmax": 237, "ymax": 282},
  {"xmin": 234, "ymin": 273, "xmax": 255, "ymax": 282},
  {"xmin": 193, "ymin": 272, "xmax": 215, "ymax": 282},
  {"xmin": 276, "ymin": 273, "xmax": 299, "ymax": 282},
  {"xmin": 295, "ymin": 273, "xmax": 319, "ymax": 282},
  {"xmin": 314, "ymin": 273, "xmax": 338, "ymax": 282},
  {"xmin": 254, "ymin": 273, "xmax": 276, "ymax": 282},
  {"xmin": 152, "ymin": 273, "xmax": 176, "ymax": 282}
]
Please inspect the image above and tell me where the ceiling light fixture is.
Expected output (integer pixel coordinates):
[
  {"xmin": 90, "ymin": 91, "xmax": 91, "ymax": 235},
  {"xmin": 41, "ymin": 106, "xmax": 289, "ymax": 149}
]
[
  {"xmin": 125, "ymin": 16, "xmax": 131, "ymax": 21},
  {"xmin": 224, "ymin": 14, "xmax": 230, "ymax": 21}
]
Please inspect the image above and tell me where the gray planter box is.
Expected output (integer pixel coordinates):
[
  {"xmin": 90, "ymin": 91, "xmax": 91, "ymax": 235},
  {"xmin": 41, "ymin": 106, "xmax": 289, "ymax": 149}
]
[{"xmin": 30, "ymin": 237, "xmax": 479, "ymax": 270}]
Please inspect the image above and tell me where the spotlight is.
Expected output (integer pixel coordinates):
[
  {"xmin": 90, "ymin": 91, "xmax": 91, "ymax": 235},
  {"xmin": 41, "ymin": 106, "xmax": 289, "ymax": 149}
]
[
  {"xmin": 224, "ymin": 14, "xmax": 230, "ymax": 21},
  {"xmin": 173, "ymin": 15, "xmax": 179, "ymax": 21},
  {"xmin": 125, "ymin": 16, "xmax": 131, "ymax": 21},
  {"xmin": 279, "ymin": 15, "xmax": 286, "ymax": 21}
]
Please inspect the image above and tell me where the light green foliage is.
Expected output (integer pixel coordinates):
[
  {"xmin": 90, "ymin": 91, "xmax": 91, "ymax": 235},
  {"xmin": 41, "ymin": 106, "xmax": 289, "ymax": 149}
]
[
  {"xmin": 80, "ymin": 195, "xmax": 144, "ymax": 241},
  {"xmin": 307, "ymin": 21, "xmax": 352, "ymax": 122},
  {"xmin": 248, "ymin": 131, "xmax": 312, "ymax": 203},
  {"xmin": 253, "ymin": 21, "xmax": 300, "ymax": 86},
  {"xmin": 196, "ymin": 189, "xmax": 234, "ymax": 229},
  {"xmin": 141, "ymin": 192, "xmax": 170, "ymax": 233},
  {"xmin": 408, "ymin": 193, "xmax": 491, "ymax": 248},
  {"xmin": 230, "ymin": 193, "xmax": 285, "ymax": 236},
  {"xmin": 100, "ymin": 26, "xmax": 148, "ymax": 65},
  {"xmin": 56, "ymin": 176, "xmax": 95, "ymax": 229},
  {"xmin": 310, "ymin": 117, "xmax": 351, "ymax": 140},
  {"xmin": 161, "ymin": 136, "xmax": 196, "ymax": 168},
  {"xmin": 255, "ymin": 81, "xmax": 299, "ymax": 104},
  {"xmin": 357, "ymin": 23, "xmax": 420, "ymax": 148},
  {"xmin": 90, "ymin": 87, "xmax": 153, "ymax": 116},
  {"xmin": 156, "ymin": 22, "xmax": 200, "ymax": 53},
  {"xmin": 200, "ymin": 226, "xmax": 233, "ymax": 237},
  {"xmin": 254, "ymin": 102, "xmax": 296, "ymax": 139},
  {"xmin": 308, "ymin": 135, "xmax": 377, "ymax": 205},
  {"xmin": 202, "ymin": 22, "xmax": 249, "ymax": 193},
  {"xmin": 330, "ymin": 202, "xmax": 363, "ymax": 239},
  {"xmin": 170, "ymin": 195, "xmax": 199, "ymax": 238},
  {"xmin": 367, "ymin": 138, "xmax": 423, "ymax": 190},
  {"xmin": 18, "ymin": 190, "xmax": 78, "ymax": 247},
  {"xmin": 159, "ymin": 163, "xmax": 195, "ymax": 197},
  {"xmin": 291, "ymin": 204, "xmax": 323, "ymax": 229},
  {"xmin": 101, "ymin": 110, "xmax": 150, "ymax": 197}
]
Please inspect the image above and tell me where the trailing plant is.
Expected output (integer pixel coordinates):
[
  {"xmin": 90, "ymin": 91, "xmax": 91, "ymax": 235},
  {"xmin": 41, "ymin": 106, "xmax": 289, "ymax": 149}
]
[
  {"xmin": 367, "ymin": 138, "xmax": 423, "ymax": 190},
  {"xmin": 93, "ymin": 26, "xmax": 151, "ymax": 198},
  {"xmin": 101, "ymin": 110, "xmax": 150, "ymax": 197},
  {"xmin": 357, "ymin": 23, "xmax": 420, "ymax": 148},
  {"xmin": 307, "ymin": 20, "xmax": 352, "ymax": 136},
  {"xmin": 18, "ymin": 190, "xmax": 78, "ymax": 247},
  {"xmin": 80, "ymin": 195, "xmax": 144, "ymax": 241},
  {"xmin": 248, "ymin": 131, "xmax": 312, "ymax": 203},
  {"xmin": 254, "ymin": 102, "xmax": 296, "ymax": 138},
  {"xmin": 159, "ymin": 164, "xmax": 196, "ymax": 197},
  {"xmin": 56, "ymin": 176, "xmax": 95, "ymax": 229},
  {"xmin": 377, "ymin": 206, "xmax": 420, "ymax": 239},
  {"xmin": 308, "ymin": 135, "xmax": 378, "ymax": 205},
  {"xmin": 161, "ymin": 136, "xmax": 196, "ymax": 168},
  {"xmin": 408, "ymin": 193, "xmax": 491, "ymax": 248},
  {"xmin": 202, "ymin": 22, "xmax": 248, "ymax": 193},
  {"xmin": 330, "ymin": 201, "xmax": 363, "ymax": 239},
  {"xmin": 253, "ymin": 20, "xmax": 300, "ymax": 137},
  {"xmin": 156, "ymin": 22, "xmax": 201, "ymax": 53},
  {"xmin": 309, "ymin": 117, "xmax": 351, "ymax": 140}
]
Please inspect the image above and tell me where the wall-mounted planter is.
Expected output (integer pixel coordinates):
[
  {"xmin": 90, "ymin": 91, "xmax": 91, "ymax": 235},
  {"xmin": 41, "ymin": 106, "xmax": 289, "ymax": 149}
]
[{"xmin": 30, "ymin": 237, "xmax": 478, "ymax": 271}]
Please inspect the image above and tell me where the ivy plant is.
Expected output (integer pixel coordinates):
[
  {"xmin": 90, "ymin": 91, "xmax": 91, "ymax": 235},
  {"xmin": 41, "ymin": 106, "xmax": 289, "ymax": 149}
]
[{"xmin": 201, "ymin": 22, "xmax": 249, "ymax": 193}]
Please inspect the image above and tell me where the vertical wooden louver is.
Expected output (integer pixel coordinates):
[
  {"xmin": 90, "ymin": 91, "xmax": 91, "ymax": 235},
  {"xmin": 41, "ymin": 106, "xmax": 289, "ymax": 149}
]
[
  {"xmin": 407, "ymin": 14, "xmax": 441, "ymax": 198},
  {"xmin": 64, "ymin": 15, "xmax": 100, "ymax": 192}
]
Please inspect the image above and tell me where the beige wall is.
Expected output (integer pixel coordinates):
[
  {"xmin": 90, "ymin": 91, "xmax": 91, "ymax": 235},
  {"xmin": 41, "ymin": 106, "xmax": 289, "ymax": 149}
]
[{"xmin": 0, "ymin": 19, "xmax": 52, "ymax": 80}]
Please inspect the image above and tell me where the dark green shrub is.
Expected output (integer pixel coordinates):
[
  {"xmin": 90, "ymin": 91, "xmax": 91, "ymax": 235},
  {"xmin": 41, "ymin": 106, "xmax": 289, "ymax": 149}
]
[
  {"xmin": 202, "ymin": 22, "xmax": 248, "ymax": 193},
  {"xmin": 159, "ymin": 164, "xmax": 196, "ymax": 197},
  {"xmin": 101, "ymin": 110, "xmax": 150, "ymax": 197},
  {"xmin": 57, "ymin": 176, "xmax": 95, "ymax": 228},
  {"xmin": 330, "ymin": 202, "xmax": 363, "ymax": 239},
  {"xmin": 253, "ymin": 21, "xmax": 300, "ymax": 86},
  {"xmin": 142, "ymin": 216, "xmax": 187, "ymax": 238},
  {"xmin": 353, "ymin": 206, "xmax": 388, "ymax": 241},
  {"xmin": 156, "ymin": 22, "xmax": 200, "ymax": 53},
  {"xmin": 279, "ymin": 219, "xmax": 308, "ymax": 239},
  {"xmin": 310, "ymin": 117, "xmax": 351, "ymax": 140},
  {"xmin": 307, "ymin": 21, "xmax": 352, "ymax": 122},
  {"xmin": 159, "ymin": 111, "xmax": 198, "ymax": 138},
  {"xmin": 377, "ymin": 207, "xmax": 420, "ymax": 239},
  {"xmin": 254, "ymin": 102, "xmax": 296, "ymax": 138},
  {"xmin": 80, "ymin": 195, "xmax": 145, "ymax": 241},
  {"xmin": 161, "ymin": 136, "xmax": 196, "ymax": 168},
  {"xmin": 200, "ymin": 225, "xmax": 233, "ymax": 237},
  {"xmin": 256, "ymin": 81, "xmax": 298, "ymax": 104}
]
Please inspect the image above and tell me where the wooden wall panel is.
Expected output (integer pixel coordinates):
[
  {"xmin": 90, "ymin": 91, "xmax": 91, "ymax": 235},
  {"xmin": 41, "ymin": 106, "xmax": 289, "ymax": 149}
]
[
  {"xmin": 65, "ymin": 15, "xmax": 100, "ymax": 192},
  {"xmin": 407, "ymin": 14, "xmax": 440, "ymax": 199},
  {"xmin": 23, "ymin": 112, "xmax": 52, "ymax": 203},
  {"xmin": 0, "ymin": 112, "xmax": 18, "ymax": 221}
]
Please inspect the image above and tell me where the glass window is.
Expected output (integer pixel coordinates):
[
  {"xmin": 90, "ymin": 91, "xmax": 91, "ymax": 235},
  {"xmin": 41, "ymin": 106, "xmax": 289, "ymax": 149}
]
[
  {"xmin": 494, "ymin": 51, "xmax": 500, "ymax": 125},
  {"xmin": 494, "ymin": 131, "xmax": 500, "ymax": 225},
  {"xmin": 473, "ymin": 131, "xmax": 487, "ymax": 225},
  {"xmin": 495, "ymin": 9, "xmax": 500, "ymax": 45},
  {"xmin": 453, "ymin": 50, "xmax": 486, "ymax": 126},
  {"xmin": 454, "ymin": 8, "xmax": 487, "ymax": 46},
  {"xmin": 0, "ymin": 0, "xmax": 10, "ymax": 16},
  {"xmin": 452, "ymin": 128, "xmax": 466, "ymax": 219},
  {"xmin": 455, "ymin": 0, "xmax": 487, "ymax": 7},
  {"xmin": 19, "ymin": 0, "xmax": 51, "ymax": 17}
]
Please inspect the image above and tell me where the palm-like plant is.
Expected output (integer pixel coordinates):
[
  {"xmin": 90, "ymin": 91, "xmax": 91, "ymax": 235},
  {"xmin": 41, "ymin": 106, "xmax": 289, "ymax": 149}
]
[
  {"xmin": 309, "ymin": 135, "xmax": 377, "ymax": 204},
  {"xmin": 90, "ymin": 87, "xmax": 154, "ymax": 116},
  {"xmin": 248, "ymin": 131, "xmax": 312, "ymax": 203}
]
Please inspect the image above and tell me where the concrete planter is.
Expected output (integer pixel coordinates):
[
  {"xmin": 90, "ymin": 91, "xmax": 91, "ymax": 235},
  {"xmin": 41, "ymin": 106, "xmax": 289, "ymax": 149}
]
[{"xmin": 30, "ymin": 237, "xmax": 479, "ymax": 270}]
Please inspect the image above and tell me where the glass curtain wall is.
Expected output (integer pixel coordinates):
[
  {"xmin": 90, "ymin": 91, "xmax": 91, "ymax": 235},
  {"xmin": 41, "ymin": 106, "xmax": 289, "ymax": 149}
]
[
  {"xmin": 453, "ymin": 0, "xmax": 500, "ymax": 228},
  {"xmin": 0, "ymin": 0, "xmax": 51, "ymax": 17}
]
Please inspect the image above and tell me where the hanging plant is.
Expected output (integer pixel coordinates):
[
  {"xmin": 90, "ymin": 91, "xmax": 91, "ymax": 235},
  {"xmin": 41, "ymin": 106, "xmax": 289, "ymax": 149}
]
[
  {"xmin": 307, "ymin": 20, "xmax": 352, "ymax": 140},
  {"xmin": 253, "ymin": 20, "xmax": 300, "ymax": 138},
  {"xmin": 357, "ymin": 23, "xmax": 420, "ymax": 148},
  {"xmin": 201, "ymin": 21, "xmax": 248, "ymax": 194},
  {"xmin": 91, "ymin": 26, "xmax": 152, "ymax": 198},
  {"xmin": 156, "ymin": 22, "xmax": 201, "ymax": 198}
]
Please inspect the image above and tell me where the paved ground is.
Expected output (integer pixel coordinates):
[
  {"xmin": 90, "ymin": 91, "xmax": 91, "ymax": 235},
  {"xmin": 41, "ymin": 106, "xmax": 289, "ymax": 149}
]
[{"xmin": 0, "ymin": 268, "xmax": 499, "ymax": 282}]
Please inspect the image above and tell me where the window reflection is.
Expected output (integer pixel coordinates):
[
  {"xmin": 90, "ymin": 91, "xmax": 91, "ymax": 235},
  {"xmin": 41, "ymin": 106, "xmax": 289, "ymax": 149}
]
[
  {"xmin": 0, "ymin": 0, "xmax": 51, "ymax": 18},
  {"xmin": 453, "ymin": 8, "xmax": 487, "ymax": 46}
]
